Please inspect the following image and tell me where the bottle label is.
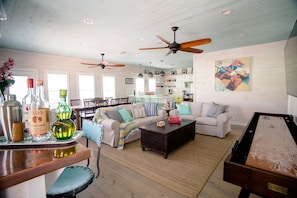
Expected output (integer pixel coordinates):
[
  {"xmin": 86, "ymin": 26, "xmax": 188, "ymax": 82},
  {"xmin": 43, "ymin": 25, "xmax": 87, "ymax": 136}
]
[
  {"xmin": 23, "ymin": 104, "xmax": 31, "ymax": 131},
  {"xmin": 30, "ymin": 108, "xmax": 50, "ymax": 136}
]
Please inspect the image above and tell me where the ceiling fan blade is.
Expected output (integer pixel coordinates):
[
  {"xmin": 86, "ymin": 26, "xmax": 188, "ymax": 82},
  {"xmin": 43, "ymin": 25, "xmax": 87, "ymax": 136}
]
[
  {"xmin": 156, "ymin": 35, "xmax": 170, "ymax": 45},
  {"xmin": 107, "ymin": 64, "xmax": 125, "ymax": 67},
  {"xmin": 139, "ymin": 46, "xmax": 168, "ymax": 50},
  {"xmin": 180, "ymin": 48, "xmax": 203, "ymax": 53},
  {"xmin": 180, "ymin": 38, "xmax": 212, "ymax": 48},
  {"xmin": 88, "ymin": 65, "xmax": 99, "ymax": 68},
  {"xmin": 81, "ymin": 62, "xmax": 99, "ymax": 66}
]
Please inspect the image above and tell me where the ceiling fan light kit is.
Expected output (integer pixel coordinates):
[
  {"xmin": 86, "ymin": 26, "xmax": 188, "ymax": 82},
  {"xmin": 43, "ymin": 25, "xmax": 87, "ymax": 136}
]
[{"xmin": 139, "ymin": 26, "xmax": 212, "ymax": 55}]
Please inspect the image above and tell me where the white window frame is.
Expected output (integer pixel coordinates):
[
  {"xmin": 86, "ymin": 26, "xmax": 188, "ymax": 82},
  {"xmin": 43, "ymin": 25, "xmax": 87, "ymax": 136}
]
[
  {"xmin": 9, "ymin": 68, "xmax": 38, "ymax": 102},
  {"xmin": 77, "ymin": 73, "xmax": 95, "ymax": 100},
  {"xmin": 102, "ymin": 76, "xmax": 115, "ymax": 99},
  {"xmin": 45, "ymin": 71, "xmax": 69, "ymax": 109},
  {"xmin": 135, "ymin": 78, "xmax": 144, "ymax": 95}
]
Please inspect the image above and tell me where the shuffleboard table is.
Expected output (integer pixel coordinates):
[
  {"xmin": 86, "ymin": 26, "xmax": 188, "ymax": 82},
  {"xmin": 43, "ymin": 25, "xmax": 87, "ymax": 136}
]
[{"xmin": 224, "ymin": 112, "xmax": 297, "ymax": 198}]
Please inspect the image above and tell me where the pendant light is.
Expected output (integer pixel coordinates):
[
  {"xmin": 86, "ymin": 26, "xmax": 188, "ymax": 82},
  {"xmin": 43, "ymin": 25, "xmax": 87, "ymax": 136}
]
[
  {"xmin": 160, "ymin": 60, "xmax": 165, "ymax": 77},
  {"xmin": 138, "ymin": 64, "xmax": 143, "ymax": 78},
  {"xmin": 148, "ymin": 62, "xmax": 153, "ymax": 77}
]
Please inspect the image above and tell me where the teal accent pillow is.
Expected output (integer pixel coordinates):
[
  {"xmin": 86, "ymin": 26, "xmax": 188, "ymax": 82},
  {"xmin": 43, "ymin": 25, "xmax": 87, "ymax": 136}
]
[
  {"xmin": 118, "ymin": 109, "xmax": 133, "ymax": 122},
  {"xmin": 176, "ymin": 103, "xmax": 192, "ymax": 115}
]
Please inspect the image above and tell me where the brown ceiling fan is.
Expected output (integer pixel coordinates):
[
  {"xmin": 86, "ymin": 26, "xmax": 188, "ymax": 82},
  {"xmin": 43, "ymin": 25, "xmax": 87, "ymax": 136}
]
[
  {"xmin": 81, "ymin": 53, "xmax": 125, "ymax": 69},
  {"xmin": 139, "ymin": 26, "xmax": 211, "ymax": 56}
]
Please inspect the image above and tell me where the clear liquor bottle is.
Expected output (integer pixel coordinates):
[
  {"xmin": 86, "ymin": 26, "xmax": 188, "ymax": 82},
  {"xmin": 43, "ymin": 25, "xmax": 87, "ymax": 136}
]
[
  {"xmin": 51, "ymin": 89, "xmax": 76, "ymax": 140},
  {"xmin": 22, "ymin": 78, "xmax": 36, "ymax": 133},
  {"xmin": 29, "ymin": 80, "xmax": 51, "ymax": 141}
]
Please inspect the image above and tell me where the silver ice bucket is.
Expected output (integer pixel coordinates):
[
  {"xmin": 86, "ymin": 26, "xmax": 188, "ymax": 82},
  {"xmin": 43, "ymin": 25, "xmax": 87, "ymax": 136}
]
[{"xmin": 0, "ymin": 95, "xmax": 22, "ymax": 141}]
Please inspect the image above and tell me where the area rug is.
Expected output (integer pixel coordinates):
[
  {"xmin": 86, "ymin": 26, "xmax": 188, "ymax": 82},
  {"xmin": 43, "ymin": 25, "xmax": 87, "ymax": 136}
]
[{"xmin": 101, "ymin": 134, "xmax": 236, "ymax": 198}]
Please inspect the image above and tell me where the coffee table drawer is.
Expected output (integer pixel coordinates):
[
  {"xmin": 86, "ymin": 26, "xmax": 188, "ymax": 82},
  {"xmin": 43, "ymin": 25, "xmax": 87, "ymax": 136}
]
[{"xmin": 141, "ymin": 130, "xmax": 167, "ymax": 153}]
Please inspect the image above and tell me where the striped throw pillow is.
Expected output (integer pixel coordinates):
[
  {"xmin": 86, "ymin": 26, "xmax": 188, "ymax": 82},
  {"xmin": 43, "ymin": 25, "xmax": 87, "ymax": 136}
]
[
  {"xmin": 144, "ymin": 102, "xmax": 158, "ymax": 116},
  {"xmin": 131, "ymin": 107, "xmax": 147, "ymax": 119}
]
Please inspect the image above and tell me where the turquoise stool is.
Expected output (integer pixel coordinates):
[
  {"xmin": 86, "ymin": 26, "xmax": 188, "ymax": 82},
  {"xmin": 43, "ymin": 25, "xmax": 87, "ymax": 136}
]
[{"xmin": 46, "ymin": 120, "xmax": 103, "ymax": 198}]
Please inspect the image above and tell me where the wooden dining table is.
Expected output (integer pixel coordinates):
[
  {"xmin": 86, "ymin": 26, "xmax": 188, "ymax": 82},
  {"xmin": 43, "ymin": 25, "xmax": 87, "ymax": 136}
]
[
  {"xmin": 0, "ymin": 141, "xmax": 90, "ymax": 198},
  {"xmin": 71, "ymin": 105, "xmax": 99, "ymax": 130}
]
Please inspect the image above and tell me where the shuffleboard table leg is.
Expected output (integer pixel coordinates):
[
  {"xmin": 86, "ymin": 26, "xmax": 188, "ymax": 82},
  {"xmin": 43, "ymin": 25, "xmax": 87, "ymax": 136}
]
[{"xmin": 238, "ymin": 188, "xmax": 250, "ymax": 198}]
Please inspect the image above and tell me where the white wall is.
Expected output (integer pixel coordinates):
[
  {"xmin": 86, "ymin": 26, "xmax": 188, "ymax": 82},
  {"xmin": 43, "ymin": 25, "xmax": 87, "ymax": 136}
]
[
  {"xmin": 0, "ymin": 48, "xmax": 145, "ymax": 99},
  {"xmin": 193, "ymin": 41, "xmax": 289, "ymax": 126}
]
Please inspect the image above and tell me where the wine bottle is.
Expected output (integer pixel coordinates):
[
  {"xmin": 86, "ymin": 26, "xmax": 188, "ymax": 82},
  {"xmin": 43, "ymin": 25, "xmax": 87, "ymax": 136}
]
[
  {"xmin": 22, "ymin": 78, "xmax": 36, "ymax": 133},
  {"xmin": 29, "ymin": 80, "xmax": 51, "ymax": 141},
  {"xmin": 51, "ymin": 89, "xmax": 76, "ymax": 140}
]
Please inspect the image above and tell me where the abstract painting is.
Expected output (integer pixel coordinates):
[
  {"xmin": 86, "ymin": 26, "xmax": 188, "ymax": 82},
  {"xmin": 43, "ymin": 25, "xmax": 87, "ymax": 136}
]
[{"xmin": 215, "ymin": 57, "xmax": 251, "ymax": 92}]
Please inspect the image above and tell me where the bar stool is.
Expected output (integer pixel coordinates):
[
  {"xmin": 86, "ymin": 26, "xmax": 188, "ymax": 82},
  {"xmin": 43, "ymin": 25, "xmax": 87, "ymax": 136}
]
[{"xmin": 46, "ymin": 120, "xmax": 103, "ymax": 198}]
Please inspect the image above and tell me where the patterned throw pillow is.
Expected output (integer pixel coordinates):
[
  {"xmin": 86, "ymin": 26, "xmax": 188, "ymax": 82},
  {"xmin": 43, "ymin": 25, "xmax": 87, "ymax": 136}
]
[
  {"xmin": 176, "ymin": 103, "xmax": 192, "ymax": 115},
  {"xmin": 106, "ymin": 110, "xmax": 123, "ymax": 122},
  {"xmin": 144, "ymin": 102, "xmax": 158, "ymax": 116},
  {"xmin": 118, "ymin": 109, "xmax": 133, "ymax": 122},
  {"xmin": 131, "ymin": 107, "xmax": 147, "ymax": 119}
]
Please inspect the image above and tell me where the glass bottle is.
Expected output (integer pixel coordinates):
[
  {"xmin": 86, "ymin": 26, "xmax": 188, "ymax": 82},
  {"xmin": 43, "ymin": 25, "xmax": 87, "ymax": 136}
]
[
  {"xmin": 51, "ymin": 89, "xmax": 76, "ymax": 140},
  {"xmin": 29, "ymin": 80, "xmax": 51, "ymax": 141},
  {"xmin": 22, "ymin": 78, "xmax": 36, "ymax": 133}
]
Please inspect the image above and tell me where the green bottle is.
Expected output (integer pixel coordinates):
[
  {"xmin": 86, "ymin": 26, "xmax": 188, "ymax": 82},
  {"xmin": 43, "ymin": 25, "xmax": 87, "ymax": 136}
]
[{"xmin": 51, "ymin": 89, "xmax": 76, "ymax": 140}]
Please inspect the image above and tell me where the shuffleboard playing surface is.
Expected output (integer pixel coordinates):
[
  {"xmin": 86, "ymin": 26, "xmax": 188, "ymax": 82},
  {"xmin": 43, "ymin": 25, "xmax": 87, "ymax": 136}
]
[{"xmin": 246, "ymin": 115, "xmax": 297, "ymax": 179}]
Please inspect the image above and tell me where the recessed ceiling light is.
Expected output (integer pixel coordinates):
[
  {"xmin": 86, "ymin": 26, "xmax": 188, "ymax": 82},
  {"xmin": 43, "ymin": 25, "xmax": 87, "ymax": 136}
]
[
  {"xmin": 220, "ymin": 9, "xmax": 233, "ymax": 15},
  {"xmin": 83, "ymin": 18, "xmax": 94, "ymax": 25},
  {"xmin": 239, "ymin": 32, "xmax": 245, "ymax": 37}
]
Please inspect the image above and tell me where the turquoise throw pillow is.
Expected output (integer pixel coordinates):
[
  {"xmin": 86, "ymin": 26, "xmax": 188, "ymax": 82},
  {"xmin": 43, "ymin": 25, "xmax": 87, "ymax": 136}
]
[
  {"xmin": 176, "ymin": 103, "xmax": 192, "ymax": 115},
  {"xmin": 118, "ymin": 109, "xmax": 133, "ymax": 122}
]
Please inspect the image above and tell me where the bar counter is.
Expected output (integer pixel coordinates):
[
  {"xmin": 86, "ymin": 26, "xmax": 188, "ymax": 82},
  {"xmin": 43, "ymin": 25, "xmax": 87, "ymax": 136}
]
[{"xmin": 0, "ymin": 142, "xmax": 90, "ymax": 197}]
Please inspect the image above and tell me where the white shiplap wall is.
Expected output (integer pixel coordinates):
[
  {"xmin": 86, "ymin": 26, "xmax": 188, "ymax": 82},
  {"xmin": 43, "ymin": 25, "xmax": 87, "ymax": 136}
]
[{"xmin": 193, "ymin": 40, "xmax": 290, "ymax": 126}]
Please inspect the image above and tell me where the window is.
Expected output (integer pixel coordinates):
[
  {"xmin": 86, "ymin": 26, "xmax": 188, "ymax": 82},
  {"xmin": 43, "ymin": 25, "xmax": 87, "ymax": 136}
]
[
  {"xmin": 135, "ymin": 78, "xmax": 144, "ymax": 95},
  {"xmin": 78, "ymin": 75, "xmax": 95, "ymax": 99},
  {"xmin": 9, "ymin": 76, "xmax": 30, "ymax": 102},
  {"xmin": 9, "ymin": 68, "xmax": 37, "ymax": 102},
  {"xmin": 102, "ymin": 76, "xmax": 115, "ymax": 98},
  {"xmin": 149, "ymin": 78, "xmax": 156, "ymax": 92},
  {"xmin": 47, "ymin": 73, "xmax": 68, "ymax": 108}
]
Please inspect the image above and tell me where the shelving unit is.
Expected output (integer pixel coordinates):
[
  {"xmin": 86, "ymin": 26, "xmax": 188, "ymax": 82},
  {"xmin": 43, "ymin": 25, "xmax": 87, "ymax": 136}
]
[{"xmin": 164, "ymin": 77, "xmax": 176, "ymax": 88}]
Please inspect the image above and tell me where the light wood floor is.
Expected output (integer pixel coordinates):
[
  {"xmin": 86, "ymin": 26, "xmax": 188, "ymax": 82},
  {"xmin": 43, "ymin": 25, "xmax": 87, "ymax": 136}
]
[{"xmin": 77, "ymin": 125, "xmax": 263, "ymax": 198}]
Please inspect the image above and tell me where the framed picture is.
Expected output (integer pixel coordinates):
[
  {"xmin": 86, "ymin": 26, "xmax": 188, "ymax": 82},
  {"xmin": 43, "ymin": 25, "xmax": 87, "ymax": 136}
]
[
  {"xmin": 125, "ymin": 78, "xmax": 133, "ymax": 84},
  {"xmin": 215, "ymin": 57, "xmax": 251, "ymax": 92}
]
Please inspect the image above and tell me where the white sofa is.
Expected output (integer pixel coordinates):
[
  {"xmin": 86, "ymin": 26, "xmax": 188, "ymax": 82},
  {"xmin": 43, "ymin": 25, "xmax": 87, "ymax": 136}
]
[
  {"xmin": 169, "ymin": 101, "xmax": 232, "ymax": 138},
  {"xmin": 93, "ymin": 103, "xmax": 167, "ymax": 147}
]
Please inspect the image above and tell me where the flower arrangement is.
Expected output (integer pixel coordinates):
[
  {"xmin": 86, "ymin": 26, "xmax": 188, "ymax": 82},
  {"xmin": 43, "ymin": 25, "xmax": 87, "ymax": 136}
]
[{"xmin": 0, "ymin": 58, "xmax": 15, "ymax": 97}]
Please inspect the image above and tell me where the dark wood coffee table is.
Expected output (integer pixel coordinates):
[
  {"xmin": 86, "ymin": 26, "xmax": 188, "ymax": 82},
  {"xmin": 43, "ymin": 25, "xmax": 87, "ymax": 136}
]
[{"xmin": 139, "ymin": 119, "xmax": 196, "ymax": 158}]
